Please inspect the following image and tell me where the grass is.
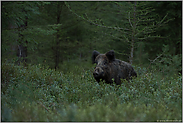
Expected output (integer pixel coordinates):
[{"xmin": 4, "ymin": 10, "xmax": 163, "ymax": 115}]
[{"xmin": 1, "ymin": 62, "xmax": 182, "ymax": 122}]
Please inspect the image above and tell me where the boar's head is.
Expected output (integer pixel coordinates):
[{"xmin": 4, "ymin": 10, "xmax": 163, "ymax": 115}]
[{"xmin": 92, "ymin": 50, "xmax": 115, "ymax": 83}]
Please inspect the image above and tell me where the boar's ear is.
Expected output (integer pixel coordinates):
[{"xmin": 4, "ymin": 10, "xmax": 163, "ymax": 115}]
[
  {"xmin": 92, "ymin": 50, "xmax": 100, "ymax": 64},
  {"xmin": 106, "ymin": 50, "xmax": 115, "ymax": 62}
]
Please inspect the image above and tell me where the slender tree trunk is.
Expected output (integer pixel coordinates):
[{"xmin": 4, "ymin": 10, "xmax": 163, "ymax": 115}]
[
  {"xmin": 130, "ymin": 41, "xmax": 134, "ymax": 64},
  {"xmin": 55, "ymin": 2, "xmax": 63, "ymax": 70},
  {"xmin": 17, "ymin": 9, "xmax": 28, "ymax": 66},
  {"xmin": 129, "ymin": 1, "xmax": 137, "ymax": 64}
]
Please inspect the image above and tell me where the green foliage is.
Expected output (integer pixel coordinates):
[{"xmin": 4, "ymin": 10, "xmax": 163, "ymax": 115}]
[
  {"xmin": 150, "ymin": 44, "xmax": 182, "ymax": 75},
  {"xmin": 2, "ymin": 1, "xmax": 182, "ymax": 69},
  {"xmin": 1, "ymin": 2, "xmax": 182, "ymax": 121},
  {"xmin": 1, "ymin": 63, "xmax": 182, "ymax": 121}
]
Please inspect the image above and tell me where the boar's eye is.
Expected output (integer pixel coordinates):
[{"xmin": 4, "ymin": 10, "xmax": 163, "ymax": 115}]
[{"xmin": 103, "ymin": 61, "xmax": 107, "ymax": 65}]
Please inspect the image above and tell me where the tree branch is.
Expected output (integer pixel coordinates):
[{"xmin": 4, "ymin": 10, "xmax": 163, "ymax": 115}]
[
  {"xmin": 101, "ymin": 31, "xmax": 130, "ymax": 42},
  {"xmin": 148, "ymin": 53, "xmax": 163, "ymax": 63},
  {"xmin": 65, "ymin": 2, "xmax": 130, "ymax": 31},
  {"xmin": 37, "ymin": 101, "xmax": 50, "ymax": 112},
  {"xmin": 128, "ymin": 12, "xmax": 133, "ymax": 28},
  {"xmin": 137, "ymin": 35, "xmax": 167, "ymax": 40}
]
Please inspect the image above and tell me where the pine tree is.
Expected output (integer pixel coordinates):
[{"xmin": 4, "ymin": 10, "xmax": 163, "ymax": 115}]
[{"xmin": 65, "ymin": 1, "xmax": 170, "ymax": 64}]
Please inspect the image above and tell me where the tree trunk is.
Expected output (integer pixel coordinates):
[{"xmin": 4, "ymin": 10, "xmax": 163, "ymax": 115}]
[
  {"xmin": 17, "ymin": 9, "xmax": 28, "ymax": 66},
  {"xmin": 55, "ymin": 2, "xmax": 63, "ymax": 70},
  {"xmin": 129, "ymin": 2, "xmax": 137, "ymax": 64}
]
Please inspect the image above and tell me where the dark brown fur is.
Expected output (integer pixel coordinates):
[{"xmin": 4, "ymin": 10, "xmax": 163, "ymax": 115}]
[{"xmin": 92, "ymin": 50, "xmax": 137, "ymax": 85}]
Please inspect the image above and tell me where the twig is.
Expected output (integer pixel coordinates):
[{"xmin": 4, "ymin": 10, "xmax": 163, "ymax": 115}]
[
  {"xmin": 38, "ymin": 101, "xmax": 50, "ymax": 112},
  {"xmin": 114, "ymin": 50, "xmax": 129, "ymax": 57},
  {"xmin": 101, "ymin": 31, "xmax": 129, "ymax": 42},
  {"xmin": 146, "ymin": 53, "xmax": 164, "ymax": 72},
  {"xmin": 128, "ymin": 12, "xmax": 133, "ymax": 28},
  {"xmin": 148, "ymin": 53, "xmax": 163, "ymax": 63}
]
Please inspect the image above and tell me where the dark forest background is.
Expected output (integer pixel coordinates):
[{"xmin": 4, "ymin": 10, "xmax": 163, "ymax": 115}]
[
  {"xmin": 2, "ymin": 1, "xmax": 182, "ymax": 74},
  {"xmin": 1, "ymin": 1, "xmax": 182, "ymax": 121}
]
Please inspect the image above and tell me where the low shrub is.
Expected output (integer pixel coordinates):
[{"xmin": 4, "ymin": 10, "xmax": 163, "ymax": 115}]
[{"xmin": 1, "ymin": 63, "xmax": 182, "ymax": 121}]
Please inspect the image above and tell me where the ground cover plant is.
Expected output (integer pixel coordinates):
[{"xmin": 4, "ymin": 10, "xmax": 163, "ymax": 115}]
[{"xmin": 1, "ymin": 62, "xmax": 182, "ymax": 122}]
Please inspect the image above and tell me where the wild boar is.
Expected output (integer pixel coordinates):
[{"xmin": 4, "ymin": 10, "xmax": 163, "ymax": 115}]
[{"xmin": 92, "ymin": 50, "xmax": 137, "ymax": 85}]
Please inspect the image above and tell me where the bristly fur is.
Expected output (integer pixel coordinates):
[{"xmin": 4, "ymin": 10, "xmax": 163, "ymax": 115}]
[{"xmin": 92, "ymin": 50, "xmax": 137, "ymax": 85}]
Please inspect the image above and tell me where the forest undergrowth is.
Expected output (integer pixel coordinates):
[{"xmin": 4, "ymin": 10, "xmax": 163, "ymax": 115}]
[{"xmin": 1, "ymin": 62, "xmax": 182, "ymax": 122}]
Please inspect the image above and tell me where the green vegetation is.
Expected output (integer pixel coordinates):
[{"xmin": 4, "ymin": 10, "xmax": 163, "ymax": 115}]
[
  {"xmin": 1, "ymin": 1, "xmax": 182, "ymax": 69},
  {"xmin": 1, "ymin": 1, "xmax": 182, "ymax": 122},
  {"xmin": 2, "ymin": 62, "xmax": 182, "ymax": 122}
]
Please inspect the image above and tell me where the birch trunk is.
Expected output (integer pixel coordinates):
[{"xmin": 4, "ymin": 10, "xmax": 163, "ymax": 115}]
[{"xmin": 129, "ymin": 2, "xmax": 137, "ymax": 64}]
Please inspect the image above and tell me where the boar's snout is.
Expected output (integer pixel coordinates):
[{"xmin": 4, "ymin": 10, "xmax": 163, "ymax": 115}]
[{"xmin": 93, "ymin": 67, "xmax": 104, "ymax": 78}]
